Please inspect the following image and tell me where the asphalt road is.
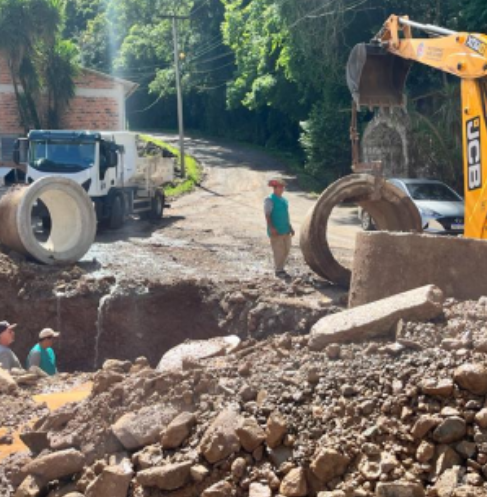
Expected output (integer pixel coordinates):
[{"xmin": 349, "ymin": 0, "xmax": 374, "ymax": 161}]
[{"xmin": 84, "ymin": 134, "xmax": 361, "ymax": 281}]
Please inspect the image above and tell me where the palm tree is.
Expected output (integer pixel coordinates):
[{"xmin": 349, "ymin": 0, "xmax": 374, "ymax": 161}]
[{"xmin": 0, "ymin": 0, "xmax": 63, "ymax": 130}]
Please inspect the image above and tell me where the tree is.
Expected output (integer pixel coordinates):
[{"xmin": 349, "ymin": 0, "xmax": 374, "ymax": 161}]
[{"xmin": 0, "ymin": 0, "xmax": 78, "ymax": 131}]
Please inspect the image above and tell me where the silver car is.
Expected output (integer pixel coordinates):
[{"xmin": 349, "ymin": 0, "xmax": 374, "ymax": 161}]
[{"xmin": 360, "ymin": 178, "xmax": 465, "ymax": 234}]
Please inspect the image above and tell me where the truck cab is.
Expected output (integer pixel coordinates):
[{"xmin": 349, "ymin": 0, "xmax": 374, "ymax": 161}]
[{"xmin": 17, "ymin": 130, "xmax": 170, "ymax": 228}]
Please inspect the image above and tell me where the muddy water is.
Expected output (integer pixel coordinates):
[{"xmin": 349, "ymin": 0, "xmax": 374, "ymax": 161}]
[{"xmin": 0, "ymin": 382, "xmax": 92, "ymax": 461}]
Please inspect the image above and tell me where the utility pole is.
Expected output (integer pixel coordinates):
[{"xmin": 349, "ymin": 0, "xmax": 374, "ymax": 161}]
[{"xmin": 170, "ymin": 16, "xmax": 188, "ymax": 178}]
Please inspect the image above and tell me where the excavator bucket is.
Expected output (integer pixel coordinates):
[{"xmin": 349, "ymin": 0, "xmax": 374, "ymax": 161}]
[{"xmin": 346, "ymin": 43, "xmax": 411, "ymax": 108}]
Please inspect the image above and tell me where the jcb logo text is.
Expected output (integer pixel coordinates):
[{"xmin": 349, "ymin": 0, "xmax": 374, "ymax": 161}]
[{"xmin": 467, "ymin": 117, "xmax": 482, "ymax": 191}]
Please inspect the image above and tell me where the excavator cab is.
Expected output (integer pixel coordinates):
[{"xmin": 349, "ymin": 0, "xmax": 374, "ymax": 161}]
[{"xmin": 346, "ymin": 43, "xmax": 411, "ymax": 108}]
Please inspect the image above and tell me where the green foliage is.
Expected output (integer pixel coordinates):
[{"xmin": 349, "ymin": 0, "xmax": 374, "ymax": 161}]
[
  {"xmin": 139, "ymin": 134, "xmax": 202, "ymax": 197},
  {"xmin": 0, "ymin": 0, "xmax": 78, "ymax": 130},
  {"xmin": 64, "ymin": 0, "xmax": 487, "ymax": 190}
]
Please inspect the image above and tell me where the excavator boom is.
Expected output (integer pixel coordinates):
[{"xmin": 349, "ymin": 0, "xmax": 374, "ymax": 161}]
[{"xmin": 347, "ymin": 15, "xmax": 487, "ymax": 239}]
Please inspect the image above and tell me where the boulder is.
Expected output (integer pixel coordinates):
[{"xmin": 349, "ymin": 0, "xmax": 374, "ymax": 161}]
[
  {"xmin": 112, "ymin": 404, "xmax": 179, "ymax": 450},
  {"xmin": 13, "ymin": 475, "xmax": 43, "ymax": 497},
  {"xmin": 199, "ymin": 408, "xmax": 241, "ymax": 463},
  {"xmin": 0, "ymin": 367, "xmax": 17, "ymax": 394},
  {"xmin": 249, "ymin": 482, "xmax": 272, "ymax": 497},
  {"xmin": 102, "ymin": 359, "xmax": 131, "ymax": 373},
  {"xmin": 454, "ymin": 363, "xmax": 487, "ymax": 395},
  {"xmin": 236, "ymin": 417, "xmax": 266, "ymax": 452},
  {"xmin": 421, "ymin": 379, "xmax": 454, "ymax": 397},
  {"xmin": 433, "ymin": 417, "xmax": 467, "ymax": 444},
  {"xmin": 136, "ymin": 461, "xmax": 192, "ymax": 490},
  {"xmin": 92, "ymin": 370, "xmax": 124, "ymax": 395},
  {"xmin": 161, "ymin": 412, "xmax": 196, "ymax": 449},
  {"xmin": 376, "ymin": 482, "xmax": 425, "ymax": 497},
  {"xmin": 201, "ymin": 480, "xmax": 233, "ymax": 497},
  {"xmin": 309, "ymin": 285, "xmax": 444, "ymax": 350},
  {"xmin": 266, "ymin": 411, "xmax": 287, "ymax": 449},
  {"xmin": 310, "ymin": 448, "xmax": 350, "ymax": 483},
  {"xmin": 85, "ymin": 465, "xmax": 133, "ymax": 497},
  {"xmin": 22, "ymin": 449, "xmax": 85, "ymax": 484},
  {"xmin": 279, "ymin": 467, "xmax": 307, "ymax": 497},
  {"xmin": 19, "ymin": 432, "xmax": 50, "ymax": 455}
]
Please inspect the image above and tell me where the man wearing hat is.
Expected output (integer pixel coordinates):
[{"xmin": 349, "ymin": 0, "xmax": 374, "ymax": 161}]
[
  {"xmin": 264, "ymin": 178, "xmax": 295, "ymax": 276},
  {"xmin": 0, "ymin": 321, "xmax": 21, "ymax": 371},
  {"xmin": 26, "ymin": 328, "xmax": 60, "ymax": 376}
]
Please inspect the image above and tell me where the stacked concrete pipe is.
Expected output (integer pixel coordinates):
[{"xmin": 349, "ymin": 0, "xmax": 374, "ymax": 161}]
[
  {"xmin": 300, "ymin": 174, "xmax": 423, "ymax": 287},
  {"xmin": 0, "ymin": 177, "xmax": 97, "ymax": 265}
]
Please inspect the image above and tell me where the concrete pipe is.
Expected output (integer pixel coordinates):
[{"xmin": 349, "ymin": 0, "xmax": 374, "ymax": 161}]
[
  {"xmin": 0, "ymin": 177, "xmax": 97, "ymax": 265},
  {"xmin": 300, "ymin": 174, "xmax": 422, "ymax": 287}
]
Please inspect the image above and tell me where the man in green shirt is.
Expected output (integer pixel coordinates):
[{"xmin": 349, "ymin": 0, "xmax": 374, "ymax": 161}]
[
  {"xmin": 264, "ymin": 178, "xmax": 295, "ymax": 277},
  {"xmin": 26, "ymin": 328, "xmax": 60, "ymax": 376}
]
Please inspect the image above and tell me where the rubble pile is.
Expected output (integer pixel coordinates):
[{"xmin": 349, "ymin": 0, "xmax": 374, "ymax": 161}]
[{"xmin": 5, "ymin": 296, "xmax": 487, "ymax": 496}]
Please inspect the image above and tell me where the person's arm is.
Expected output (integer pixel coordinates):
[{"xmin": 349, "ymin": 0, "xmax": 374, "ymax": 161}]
[
  {"xmin": 264, "ymin": 198, "xmax": 278, "ymax": 236},
  {"xmin": 28, "ymin": 349, "xmax": 41, "ymax": 368},
  {"xmin": 0, "ymin": 350, "xmax": 10, "ymax": 370}
]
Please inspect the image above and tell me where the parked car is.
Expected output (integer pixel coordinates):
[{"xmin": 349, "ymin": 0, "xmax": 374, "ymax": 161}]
[{"xmin": 358, "ymin": 178, "xmax": 465, "ymax": 234}]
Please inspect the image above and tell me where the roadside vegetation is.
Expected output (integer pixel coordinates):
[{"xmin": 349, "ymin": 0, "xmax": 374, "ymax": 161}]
[
  {"xmin": 140, "ymin": 134, "xmax": 202, "ymax": 198},
  {"xmin": 4, "ymin": 1, "xmax": 487, "ymax": 190}
]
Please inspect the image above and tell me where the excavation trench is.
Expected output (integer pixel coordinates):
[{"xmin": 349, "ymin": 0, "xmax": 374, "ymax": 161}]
[{"xmin": 0, "ymin": 273, "xmax": 332, "ymax": 372}]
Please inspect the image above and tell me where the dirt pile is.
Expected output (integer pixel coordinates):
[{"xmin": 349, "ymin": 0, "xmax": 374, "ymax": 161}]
[{"xmin": 3, "ymin": 297, "xmax": 487, "ymax": 495}]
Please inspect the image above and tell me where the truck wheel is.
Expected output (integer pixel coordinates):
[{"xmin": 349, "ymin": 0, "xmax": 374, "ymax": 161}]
[
  {"xmin": 109, "ymin": 194, "xmax": 125, "ymax": 229},
  {"xmin": 150, "ymin": 191, "xmax": 165, "ymax": 220},
  {"xmin": 41, "ymin": 217, "xmax": 51, "ymax": 232}
]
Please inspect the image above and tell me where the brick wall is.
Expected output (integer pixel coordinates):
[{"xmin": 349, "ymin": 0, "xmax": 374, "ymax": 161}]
[{"xmin": 0, "ymin": 51, "xmax": 132, "ymax": 144}]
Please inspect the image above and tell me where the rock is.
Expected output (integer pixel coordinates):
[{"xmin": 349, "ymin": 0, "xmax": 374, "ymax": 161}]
[
  {"xmin": 433, "ymin": 467, "xmax": 461, "ymax": 497},
  {"xmin": 435, "ymin": 445, "xmax": 462, "ymax": 477},
  {"xmin": 161, "ymin": 412, "xmax": 196, "ymax": 449},
  {"xmin": 136, "ymin": 461, "xmax": 192, "ymax": 490},
  {"xmin": 19, "ymin": 432, "xmax": 49, "ymax": 455},
  {"xmin": 266, "ymin": 411, "xmax": 287, "ymax": 448},
  {"xmin": 310, "ymin": 448, "xmax": 350, "ymax": 483},
  {"xmin": 269, "ymin": 446, "xmax": 293, "ymax": 468},
  {"xmin": 325, "ymin": 344, "xmax": 341, "ymax": 359},
  {"xmin": 421, "ymin": 379, "xmax": 454, "ymax": 397},
  {"xmin": 231, "ymin": 457, "xmax": 246, "ymax": 479},
  {"xmin": 201, "ymin": 480, "xmax": 233, "ymax": 497},
  {"xmin": 309, "ymin": 285, "xmax": 444, "ymax": 350},
  {"xmin": 102, "ymin": 359, "xmax": 131, "ymax": 373},
  {"xmin": 375, "ymin": 482, "xmax": 425, "ymax": 497},
  {"xmin": 0, "ymin": 367, "xmax": 17, "ymax": 394},
  {"xmin": 279, "ymin": 467, "xmax": 307, "ymax": 497},
  {"xmin": 475, "ymin": 408, "xmax": 487, "ymax": 428},
  {"xmin": 111, "ymin": 404, "xmax": 179, "ymax": 450},
  {"xmin": 22, "ymin": 449, "xmax": 85, "ymax": 483},
  {"xmin": 416, "ymin": 441, "xmax": 435, "ymax": 463},
  {"xmin": 411, "ymin": 415, "xmax": 440, "ymax": 439},
  {"xmin": 190, "ymin": 464, "xmax": 209, "ymax": 482},
  {"xmin": 454, "ymin": 363, "xmax": 487, "ymax": 395},
  {"xmin": 157, "ymin": 336, "xmax": 240, "ymax": 372},
  {"xmin": 455, "ymin": 441, "xmax": 476, "ymax": 459},
  {"xmin": 14, "ymin": 475, "xmax": 43, "ymax": 497},
  {"xmin": 235, "ymin": 417, "xmax": 266, "ymax": 452},
  {"xmin": 433, "ymin": 417, "xmax": 467, "ymax": 444},
  {"xmin": 92, "ymin": 370, "xmax": 124, "ymax": 395},
  {"xmin": 199, "ymin": 408, "xmax": 241, "ymax": 463},
  {"xmin": 85, "ymin": 465, "xmax": 133, "ymax": 497},
  {"xmin": 249, "ymin": 482, "xmax": 272, "ymax": 497}
]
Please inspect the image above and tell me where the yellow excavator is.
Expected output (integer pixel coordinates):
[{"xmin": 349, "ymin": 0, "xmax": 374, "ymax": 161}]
[{"xmin": 347, "ymin": 15, "xmax": 487, "ymax": 239}]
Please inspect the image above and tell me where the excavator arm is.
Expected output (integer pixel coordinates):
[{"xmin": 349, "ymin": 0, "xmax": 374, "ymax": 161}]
[{"xmin": 347, "ymin": 15, "xmax": 487, "ymax": 238}]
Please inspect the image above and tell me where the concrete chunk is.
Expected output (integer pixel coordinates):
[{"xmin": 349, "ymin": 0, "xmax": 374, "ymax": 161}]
[{"xmin": 309, "ymin": 285, "xmax": 443, "ymax": 351}]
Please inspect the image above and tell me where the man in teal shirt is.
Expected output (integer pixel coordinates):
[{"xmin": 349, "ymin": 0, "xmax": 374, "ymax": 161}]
[
  {"xmin": 264, "ymin": 178, "xmax": 295, "ymax": 277},
  {"xmin": 26, "ymin": 328, "xmax": 60, "ymax": 376}
]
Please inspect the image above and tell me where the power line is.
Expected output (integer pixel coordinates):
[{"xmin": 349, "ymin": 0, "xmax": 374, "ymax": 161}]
[{"xmin": 190, "ymin": 0, "xmax": 210, "ymax": 17}]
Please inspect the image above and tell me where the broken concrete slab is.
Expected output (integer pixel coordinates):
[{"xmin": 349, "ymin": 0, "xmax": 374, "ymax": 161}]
[
  {"xmin": 350, "ymin": 232, "xmax": 487, "ymax": 306},
  {"xmin": 156, "ymin": 335, "xmax": 241, "ymax": 373},
  {"xmin": 111, "ymin": 404, "xmax": 179, "ymax": 450},
  {"xmin": 309, "ymin": 285, "xmax": 444, "ymax": 351}
]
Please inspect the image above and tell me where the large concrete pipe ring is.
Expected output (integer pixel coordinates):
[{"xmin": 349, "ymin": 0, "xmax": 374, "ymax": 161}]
[
  {"xmin": 0, "ymin": 177, "xmax": 97, "ymax": 264},
  {"xmin": 300, "ymin": 174, "xmax": 422, "ymax": 287}
]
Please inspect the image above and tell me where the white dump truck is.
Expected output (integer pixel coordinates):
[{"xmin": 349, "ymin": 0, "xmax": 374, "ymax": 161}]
[{"xmin": 14, "ymin": 130, "xmax": 174, "ymax": 229}]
